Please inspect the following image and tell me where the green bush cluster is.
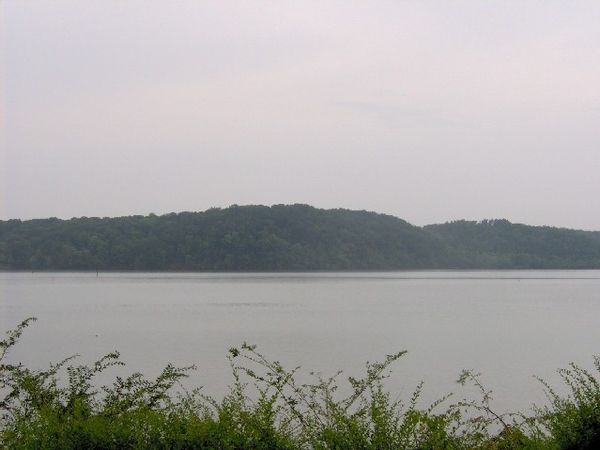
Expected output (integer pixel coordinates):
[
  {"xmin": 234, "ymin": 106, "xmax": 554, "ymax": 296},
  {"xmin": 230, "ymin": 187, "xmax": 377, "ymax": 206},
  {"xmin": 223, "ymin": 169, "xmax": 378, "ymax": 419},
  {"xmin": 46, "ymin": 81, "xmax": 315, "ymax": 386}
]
[{"xmin": 1, "ymin": 319, "xmax": 599, "ymax": 449}]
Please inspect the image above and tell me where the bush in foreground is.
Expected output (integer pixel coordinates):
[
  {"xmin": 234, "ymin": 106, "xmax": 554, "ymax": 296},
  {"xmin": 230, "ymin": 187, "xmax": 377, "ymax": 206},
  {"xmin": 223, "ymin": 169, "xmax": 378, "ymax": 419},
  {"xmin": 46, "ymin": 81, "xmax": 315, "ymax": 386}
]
[{"xmin": 0, "ymin": 318, "xmax": 598, "ymax": 449}]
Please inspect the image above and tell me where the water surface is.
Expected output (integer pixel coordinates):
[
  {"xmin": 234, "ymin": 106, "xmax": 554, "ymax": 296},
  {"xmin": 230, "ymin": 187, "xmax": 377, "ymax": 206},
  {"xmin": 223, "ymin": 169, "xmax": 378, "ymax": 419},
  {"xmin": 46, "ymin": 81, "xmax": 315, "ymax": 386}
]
[{"xmin": 1, "ymin": 271, "xmax": 599, "ymax": 413}]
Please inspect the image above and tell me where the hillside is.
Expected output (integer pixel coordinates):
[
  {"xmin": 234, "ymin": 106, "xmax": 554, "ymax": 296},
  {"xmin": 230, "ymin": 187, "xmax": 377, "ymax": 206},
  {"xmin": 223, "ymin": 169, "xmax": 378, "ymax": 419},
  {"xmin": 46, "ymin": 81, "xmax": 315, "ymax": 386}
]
[
  {"xmin": 1, "ymin": 205, "xmax": 600, "ymax": 270},
  {"xmin": 425, "ymin": 219, "xmax": 600, "ymax": 269},
  {"xmin": 0, "ymin": 205, "xmax": 449, "ymax": 271}
]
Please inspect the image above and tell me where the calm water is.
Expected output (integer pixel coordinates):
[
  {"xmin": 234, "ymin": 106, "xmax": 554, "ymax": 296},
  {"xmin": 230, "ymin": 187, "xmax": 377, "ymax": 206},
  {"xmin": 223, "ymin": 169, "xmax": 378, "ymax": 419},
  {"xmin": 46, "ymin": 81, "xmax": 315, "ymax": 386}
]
[{"xmin": 1, "ymin": 271, "xmax": 600, "ymax": 413}]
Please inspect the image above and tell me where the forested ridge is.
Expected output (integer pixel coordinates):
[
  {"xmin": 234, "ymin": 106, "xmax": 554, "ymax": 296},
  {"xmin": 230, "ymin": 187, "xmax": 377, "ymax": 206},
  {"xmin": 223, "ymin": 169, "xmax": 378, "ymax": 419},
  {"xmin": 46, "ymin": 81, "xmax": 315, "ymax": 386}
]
[
  {"xmin": 1, "ymin": 204, "xmax": 600, "ymax": 270},
  {"xmin": 425, "ymin": 219, "xmax": 600, "ymax": 269}
]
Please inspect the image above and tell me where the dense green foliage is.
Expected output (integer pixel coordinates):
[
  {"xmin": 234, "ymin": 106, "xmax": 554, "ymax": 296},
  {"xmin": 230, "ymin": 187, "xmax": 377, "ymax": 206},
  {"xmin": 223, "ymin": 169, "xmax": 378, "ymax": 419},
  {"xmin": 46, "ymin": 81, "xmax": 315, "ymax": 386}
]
[
  {"xmin": 2, "ymin": 319, "xmax": 600, "ymax": 449},
  {"xmin": 2, "ymin": 204, "xmax": 600, "ymax": 270},
  {"xmin": 425, "ymin": 220, "xmax": 600, "ymax": 269}
]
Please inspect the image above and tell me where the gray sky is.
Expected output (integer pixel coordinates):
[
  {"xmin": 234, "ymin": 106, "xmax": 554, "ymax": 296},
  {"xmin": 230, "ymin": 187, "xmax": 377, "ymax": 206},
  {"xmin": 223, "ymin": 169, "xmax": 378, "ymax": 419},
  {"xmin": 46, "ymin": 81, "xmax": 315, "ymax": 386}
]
[{"xmin": 1, "ymin": 1, "xmax": 599, "ymax": 229}]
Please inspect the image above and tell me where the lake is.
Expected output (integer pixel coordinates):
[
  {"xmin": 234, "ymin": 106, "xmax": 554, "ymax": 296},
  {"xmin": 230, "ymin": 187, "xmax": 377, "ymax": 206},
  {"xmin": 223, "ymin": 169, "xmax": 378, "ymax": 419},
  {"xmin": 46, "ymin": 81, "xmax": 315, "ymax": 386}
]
[{"xmin": 1, "ymin": 271, "xmax": 600, "ymax": 414}]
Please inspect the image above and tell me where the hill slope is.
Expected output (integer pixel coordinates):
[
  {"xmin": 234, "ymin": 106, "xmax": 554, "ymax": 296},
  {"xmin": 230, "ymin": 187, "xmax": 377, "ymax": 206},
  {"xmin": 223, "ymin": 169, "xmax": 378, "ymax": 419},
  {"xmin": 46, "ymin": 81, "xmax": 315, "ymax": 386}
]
[
  {"xmin": 425, "ymin": 219, "xmax": 600, "ymax": 269},
  {"xmin": 0, "ymin": 205, "xmax": 449, "ymax": 270},
  {"xmin": 1, "ymin": 205, "xmax": 599, "ymax": 270}
]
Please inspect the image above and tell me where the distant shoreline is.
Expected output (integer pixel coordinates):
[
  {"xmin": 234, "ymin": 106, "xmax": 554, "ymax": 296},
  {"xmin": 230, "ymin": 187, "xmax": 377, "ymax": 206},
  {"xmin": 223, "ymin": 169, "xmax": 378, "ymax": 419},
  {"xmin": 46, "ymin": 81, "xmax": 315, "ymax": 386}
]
[{"xmin": 3, "ymin": 205, "xmax": 600, "ymax": 271}]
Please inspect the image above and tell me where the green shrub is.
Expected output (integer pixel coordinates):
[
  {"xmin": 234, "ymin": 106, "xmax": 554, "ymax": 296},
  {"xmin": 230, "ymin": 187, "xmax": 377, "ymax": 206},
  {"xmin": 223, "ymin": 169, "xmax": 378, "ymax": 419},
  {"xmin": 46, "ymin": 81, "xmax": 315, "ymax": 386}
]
[
  {"xmin": 1, "ymin": 319, "xmax": 599, "ymax": 449},
  {"xmin": 536, "ymin": 357, "xmax": 600, "ymax": 450}
]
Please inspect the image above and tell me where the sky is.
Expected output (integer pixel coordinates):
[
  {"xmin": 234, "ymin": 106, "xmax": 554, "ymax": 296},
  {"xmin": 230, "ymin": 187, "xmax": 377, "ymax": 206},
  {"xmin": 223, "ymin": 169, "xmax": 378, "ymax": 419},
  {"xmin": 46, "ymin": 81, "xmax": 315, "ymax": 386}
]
[{"xmin": 1, "ymin": 1, "xmax": 599, "ymax": 229}]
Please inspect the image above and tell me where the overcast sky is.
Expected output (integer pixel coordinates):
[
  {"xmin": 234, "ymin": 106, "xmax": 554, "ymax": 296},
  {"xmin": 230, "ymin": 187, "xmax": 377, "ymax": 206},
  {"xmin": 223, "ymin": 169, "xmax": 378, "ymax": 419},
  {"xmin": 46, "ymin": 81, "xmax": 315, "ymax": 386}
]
[{"xmin": 1, "ymin": 1, "xmax": 599, "ymax": 229}]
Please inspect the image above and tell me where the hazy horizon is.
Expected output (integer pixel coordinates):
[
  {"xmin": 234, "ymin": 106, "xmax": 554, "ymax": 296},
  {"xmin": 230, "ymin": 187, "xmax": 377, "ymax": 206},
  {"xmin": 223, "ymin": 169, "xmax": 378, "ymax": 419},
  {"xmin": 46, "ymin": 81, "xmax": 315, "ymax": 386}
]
[
  {"xmin": 2, "ymin": 1, "xmax": 599, "ymax": 229},
  {"xmin": 2, "ymin": 203, "xmax": 600, "ymax": 232}
]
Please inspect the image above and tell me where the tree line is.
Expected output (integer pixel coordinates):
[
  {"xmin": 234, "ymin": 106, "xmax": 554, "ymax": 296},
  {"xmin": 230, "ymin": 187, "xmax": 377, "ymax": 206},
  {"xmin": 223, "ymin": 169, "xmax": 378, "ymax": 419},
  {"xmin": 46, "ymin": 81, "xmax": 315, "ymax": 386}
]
[{"xmin": 1, "ymin": 204, "xmax": 600, "ymax": 270}]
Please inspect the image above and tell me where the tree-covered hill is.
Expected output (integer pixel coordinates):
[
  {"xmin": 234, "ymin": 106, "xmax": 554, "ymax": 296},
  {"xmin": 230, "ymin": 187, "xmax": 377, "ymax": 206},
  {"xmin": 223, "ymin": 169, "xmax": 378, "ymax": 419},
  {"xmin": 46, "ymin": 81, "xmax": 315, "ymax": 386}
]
[
  {"xmin": 425, "ymin": 219, "xmax": 600, "ymax": 269},
  {"xmin": 0, "ymin": 205, "xmax": 449, "ymax": 271},
  {"xmin": 1, "ymin": 205, "xmax": 600, "ymax": 270}
]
